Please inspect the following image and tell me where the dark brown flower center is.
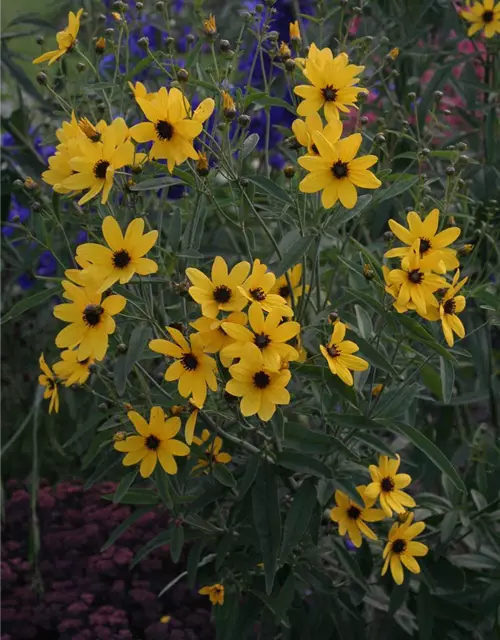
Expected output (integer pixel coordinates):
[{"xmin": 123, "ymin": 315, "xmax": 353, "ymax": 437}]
[
  {"xmin": 347, "ymin": 505, "xmax": 361, "ymax": 520},
  {"xmin": 112, "ymin": 249, "xmax": 132, "ymax": 269},
  {"xmin": 181, "ymin": 353, "xmax": 198, "ymax": 371},
  {"xmin": 155, "ymin": 120, "xmax": 174, "ymax": 141},
  {"xmin": 322, "ymin": 85, "xmax": 337, "ymax": 102},
  {"xmin": 332, "ymin": 161, "xmax": 349, "ymax": 179},
  {"xmin": 278, "ymin": 285, "xmax": 290, "ymax": 299},
  {"xmin": 249, "ymin": 287, "xmax": 266, "ymax": 302},
  {"xmin": 94, "ymin": 160, "xmax": 110, "ymax": 179},
  {"xmin": 392, "ymin": 539, "xmax": 407, "ymax": 554},
  {"xmin": 254, "ymin": 333, "xmax": 271, "ymax": 349},
  {"xmin": 326, "ymin": 344, "xmax": 340, "ymax": 358},
  {"xmin": 443, "ymin": 298, "xmax": 456, "ymax": 315},
  {"xmin": 419, "ymin": 238, "xmax": 431, "ymax": 254},
  {"xmin": 145, "ymin": 435, "xmax": 160, "ymax": 450},
  {"xmin": 83, "ymin": 304, "xmax": 104, "ymax": 327},
  {"xmin": 483, "ymin": 10, "xmax": 494, "ymax": 22},
  {"xmin": 253, "ymin": 370, "xmax": 270, "ymax": 389},
  {"xmin": 213, "ymin": 285, "xmax": 232, "ymax": 303},
  {"xmin": 408, "ymin": 269, "xmax": 423, "ymax": 284},
  {"xmin": 381, "ymin": 477, "xmax": 395, "ymax": 493}
]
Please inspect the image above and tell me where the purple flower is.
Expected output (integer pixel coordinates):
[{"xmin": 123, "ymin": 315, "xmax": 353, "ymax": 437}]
[{"xmin": 2, "ymin": 198, "xmax": 30, "ymax": 237}]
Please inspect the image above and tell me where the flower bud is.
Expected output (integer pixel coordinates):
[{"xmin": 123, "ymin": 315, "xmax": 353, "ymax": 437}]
[
  {"xmin": 360, "ymin": 116, "xmax": 369, "ymax": 125},
  {"xmin": 77, "ymin": 62, "xmax": 86, "ymax": 72},
  {"xmin": 203, "ymin": 14, "xmax": 217, "ymax": 38},
  {"xmin": 95, "ymin": 36, "xmax": 106, "ymax": 54},
  {"xmin": 13, "ymin": 179, "xmax": 24, "ymax": 190},
  {"xmin": 131, "ymin": 164, "xmax": 143, "ymax": 175},
  {"xmin": 283, "ymin": 164, "xmax": 295, "ymax": 179},
  {"xmin": 289, "ymin": 20, "xmax": 301, "ymax": 42},
  {"xmin": 255, "ymin": 3, "xmax": 264, "ymax": 12},
  {"xmin": 98, "ymin": 13, "xmax": 107, "ymax": 22},
  {"xmin": 31, "ymin": 201, "xmax": 42, "ymax": 212},
  {"xmin": 372, "ymin": 383, "xmax": 384, "ymax": 397},
  {"xmin": 284, "ymin": 58, "xmax": 296, "ymax": 72},
  {"xmin": 170, "ymin": 405, "xmax": 185, "ymax": 416},
  {"xmin": 196, "ymin": 152, "xmax": 210, "ymax": 177},
  {"xmin": 172, "ymin": 280, "xmax": 190, "ymax": 296},
  {"xmin": 457, "ymin": 141, "xmax": 468, "ymax": 151},
  {"xmin": 363, "ymin": 263, "xmax": 374, "ymax": 280},
  {"xmin": 446, "ymin": 166, "xmax": 456, "ymax": 176},
  {"xmin": 35, "ymin": 35, "xmax": 44, "ymax": 45},
  {"xmin": 105, "ymin": 28, "xmax": 114, "ymax": 36},
  {"xmin": 279, "ymin": 41, "xmax": 291, "ymax": 60},
  {"xmin": 156, "ymin": 1, "xmax": 164, "ymax": 10},
  {"xmin": 177, "ymin": 68, "xmax": 189, "ymax": 82},
  {"xmin": 458, "ymin": 243, "xmax": 474, "ymax": 256},
  {"xmin": 136, "ymin": 1, "xmax": 144, "ymax": 10},
  {"xmin": 388, "ymin": 47, "xmax": 399, "ymax": 60},
  {"xmin": 238, "ymin": 114, "xmax": 251, "ymax": 128},
  {"xmin": 36, "ymin": 72, "xmax": 48, "ymax": 86},
  {"xmin": 112, "ymin": 0, "xmax": 126, "ymax": 10},
  {"xmin": 187, "ymin": 33, "xmax": 195, "ymax": 44},
  {"xmin": 374, "ymin": 133, "xmax": 386, "ymax": 144},
  {"xmin": 219, "ymin": 39, "xmax": 231, "ymax": 52},
  {"xmin": 380, "ymin": 36, "xmax": 390, "ymax": 44},
  {"xmin": 242, "ymin": 11, "xmax": 253, "ymax": 22},
  {"xmin": 222, "ymin": 91, "xmax": 237, "ymax": 120},
  {"xmin": 433, "ymin": 90, "xmax": 443, "ymax": 101},
  {"xmin": 24, "ymin": 177, "xmax": 38, "ymax": 191},
  {"xmin": 113, "ymin": 431, "xmax": 127, "ymax": 442},
  {"xmin": 98, "ymin": 402, "xmax": 108, "ymax": 411},
  {"xmin": 117, "ymin": 343, "xmax": 127, "ymax": 354},
  {"xmin": 383, "ymin": 230, "xmax": 394, "ymax": 242},
  {"xmin": 353, "ymin": 6, "xmax": 362, "ymax": 14},
  {"xmin": 328, "ymin": 311, "xmax": 339, "ymax": 324},
  {"xmin": 137, "ymin": 36, "xmax": 149, "ymax": 50},
  {"xmin": 240, "ymin": 177, "xmax": 249, "ymax": 187}
]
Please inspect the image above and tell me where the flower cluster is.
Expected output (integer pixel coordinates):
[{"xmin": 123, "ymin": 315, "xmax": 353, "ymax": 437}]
[
  {"xmin": 330, "ymin": 455, "xmax": 428, "ymax": 585},
  {"xmin": 460, "ymin": 0, "xmax": 500, "ymax": 38},
  {"xmin": 383, "ymin": 208, "xmax": 468, "ymax": 347}
]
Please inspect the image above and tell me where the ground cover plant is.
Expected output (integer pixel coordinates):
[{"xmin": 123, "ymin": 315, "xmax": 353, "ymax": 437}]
[{"xmin": 1, "ymin": 0, "xmax": 500, "ymax": 638}]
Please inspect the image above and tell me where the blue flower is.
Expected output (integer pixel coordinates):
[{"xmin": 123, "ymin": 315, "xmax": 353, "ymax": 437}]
[{"xmin": 2, "ymin": 198, "xmax": 30, "ymax": 238}]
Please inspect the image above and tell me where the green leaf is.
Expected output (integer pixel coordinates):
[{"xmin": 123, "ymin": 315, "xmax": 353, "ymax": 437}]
[
  {"xmin": 247, "ymin": 176, "xmax": 293, "ymax": 205},
  {"xmin": 114, "ymin": 324, "xmax": 152, "ymax": 396},
  {"xmin": 101, "ymin": 507, "xmax": 151, "ymax": 551},
  {"xmin": 274, "ymin": 235, "xmax": 315, "ymax": 277},
  {"xmin": 332, "ymin": 413, "xmax": 384, "ymax": 430},
  {"xmin": 250, "ymin": 95, "xmax": 297, "ymax": 115},
  {"xmin": 1, "ymin": 286, "xmax": 60, "ymax": 325},
  {"xmin": 280, "ymin": 478, "xmax": 317, "ymax": 562},
  {"xmin": 129, "ymin": 176, "xmax": 185, "ymax": 191},
  {"xmin": 417, "ymin": 583, "xmax": 434, "ymax": 640},
  {"xmin": 284, "ymin": 422, "xmax": 358, "ymax": 459},
  {"xmin": 273, "ymin": 570, "xmax": 295, "ymax": 623},
  {"xmin": 154, "ymin": 465, "xmax": 173, "ymax": 508},
  {"xmin": 241, "ymin": 133, "xmax": 260, "ymax": 160},
  {"xmin": 126, "ymin": 54, "xmax": 153, "ymax": 81},
  {"xmin": 396, "ymin": 314, "xmax": 455, "ymax": 362},
  {"xmin": 343, "ymin": 287, "xmax": 386, "ymax": 316},
  {"xmin": 113, "ymin": 471, "xmax": 137, "ymax": 504},
  {"xmin": 252, "ymin": 462, "xmax": 281, "ymax": 595},
  {"xmin": 390, "ymin": 422, "xmax": 466, "ymax": 492},
  {"xmin": 102, "ymin": 488, "xmax": 160, "ymax": 505},
  {"xmin": 215, "ymin": 531, "xmax": 233, "ymax": 570},
  {"xmin": 277, "ymin": 451, "xmax": 332, "ymax": 478},
  {"xmin": 354, "ymin": 335, "xmax": 400, "ymax": 378},
  {"xmin": 389, "ymin": 581, "xmax": 410, "ymax": 616},
  {"xmin": 170, "ymin": 523, "xmax": 184, "ymax": 564},
  {"xmin": 333, "ymin": 195, "xmax": 372, "ymax": 227},
  {"xmin": 376, "ymin": 175, "xmax": 419, "ymax": 203},
  {"xmin": 186, "ymin": 539, "xmax": 205, "ymax": 588},
  {"xmin": 237, "ymin": 456, "xmax": 259, "ymax": 499},
  {"xmin": 440, "ymin": 357, "xmax": 454, "ymax": 404},
  {"xmin": 374, "ymin": 383, "xmax": 420, "ymax": 419},
  {"xmin": 169, "ymin": 208, "xmax": 182, "ymax": 251},
  {"xmin": 131, "ymin": 529, "xmax": 171, "ymax": 567},
  {"xmin": 213, "ymin": 463, "xmax": 237, "ymax": 488},
  {"xmin": 355, "ymin": 304, "xmax": 373, "ymax": 339}
]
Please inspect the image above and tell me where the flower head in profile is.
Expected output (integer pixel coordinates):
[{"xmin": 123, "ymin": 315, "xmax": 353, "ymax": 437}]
[
  {"xmin": 192, "ymin": 429, "xmax": 231, "ymax": 473},
  {"xmin": 460, "ymin": 0, "xmax": 500, "ymax": 38},
  {"xmin": 114, "ymin": 407, "xmax": 190, "ymax": 478},
  {"xmin": 42, "ymin": 139, "xmax": 81, "ymax": 194},
  {"xmin": 184, "ymin": 399, "xmax": 201, "ymax": 445},
  {"xmin": 203, "ymin": 14, "xmax": 217, "ymax": 36},
  {"xmin": 199, "ymin": 583, "xmax": 224, "ymax": 606},
  {"xmin": 382, "ymin": 513, "xmax": 428, "ymax": 584},
  {"xmin": 423, "ymin": 270, "xmax": 468, "ymax": 346},
  {"xmin": 190, "ymin": 312, "xmax": 247, "ymax": 368},
  {"xmin": 238, "ymin": 259, "xmax": 293, "ymax": 317},
  {"xmin": 53, "ymin": 281, "xmax": 126, "ymax": 361},
  {"xmin": 289, "ymin": 20, "xmax": 301, "ymax": 41},
  {"xmin": 33, "ymin": 9, "xmax": 83, "ymax": 65},
  {"xmin": 76, "ymin": 217, "xmax": 158, "ymax": 292},
  {"xmin": 294, "ymin": 49, "xmax": 367, "ymax": 121},
  {"xmin": 186, "ymin": 256, "xmax": 250, "ymax": 319},
  {"xmin": 292, "ymin": 113, "xmax": 342, "ymax": 156},
  {"xmin": 225, "ymin": 347, "xmax": 291, "ymax": 421},
  {"xmin": 365, "ymin": 454, "xmax": 416, "ymax": 517},
  {"xmin": 221, "ymin": 304, "xmax": 301, "ymax": 371},
  {"xmin": 53, "ymin": 350, "xmax": 94, "ymax": 386},
  {"xmin": 149, "ymin": 327, "xmax": 217, "ymax": 407},
  {"xmin": 384, "ymin": 209, "xmax": 460, "ymax": 274},
  {"xmin": 38, "ymin": 354, "xmax": 59, "ymax": 414},
  {"xmin": 320, "ymin": 321, "xmax": 368, "ymax": 386},
  {"xmin": 330, "ymin": 485, "xmax": 386, "ymax": 548},
  {"xmin": 270, "ymin": 263, "xmax": 309, "ymax": 307},
  {"xmin": 299, "ymin": 132, "xmax": 381, "ymax": 209}
]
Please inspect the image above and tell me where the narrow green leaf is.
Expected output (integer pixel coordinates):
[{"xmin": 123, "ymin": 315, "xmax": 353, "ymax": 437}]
[
  {"xmin": 170, "ymin": 523, "xmax": 184, "ymax": 563},
  {"xmin": 280, "ymin": 478, "xmax": 317, "ymax": 562},
  {"xmin": 154, "ymin": 465, "xmax": 174, "ymax": 508},
  {"xmin": 237, "ymin": 456, "xmax": 259, "ymax": 499},
  {"xmin": 440, "ymin": 357, "xmax": 455, "ymax": 404},
  {"xmin": 169, "ymin": 208, "xmax": 182, "ymax": 251},
  {"xmin": 213, "ymin": 464, "xmax": 236, "ymax": 488},
  {"xmin": 274, "ymin": 235, "xmax": 315, "ymax": 277},
  {"xmin": 131, "ymin": 530, "xmax": 171, "ymax": 567},
  {"xmin": 396, "ymin": 314, "xmax": 454, "ymax": 361},
  {"xmin": 186, "ymin": 539, "xmax": 205, "ymax": 587},
  {"xmin": 113, "ymin": 471, "xmax": 137, "ymax": 504},
  {"xmin": 215, "ymin": 531, "xmax": 233, "ymax": 570},
  {"xmin": 102, "ymin": 488, "xmax": 160, "ymax": 505},
  {"xmin": 247, "ymin": 175, "xmax": 293, "ymax": 205},
  {"xmin": 277, "ymin": 451, "xmax": 332, "ymax": 478},
  {"xmin": 241, "ymin": 133, "xmax": 260, "ymax": 159},
  {"xmin": 376, "ymin": 175, "xmax": 419, "ymax": 203},
  {"xmin": 114, "ymin": 324, "xmax": 152, "ymax": 396},
  {"xmin": 273, "ymin": 570, "xmax": 295, "ymax": 623},
  {"xmin": 354, "ymin": 335, "xmax": 400, "ymax": 378},
  {"xmin": 284, "ymin": 422, "xmax": 358, "ymax": 459},
  {"xmin": 343, "ymin": 287, "xmax": 386, "ymax": 316},
  {"xmin": 417, "ymin": 583, "xmax": 434, "ymax": 640},
  {"xmin": 389, "ymin": 581, "xmax": 410, "ymax": 616},
  {"xmin": 333, "ymin": 195, "xmax": 372, "ymax": 227},
  {"xmin": 129, "ymin": 176, "xmax": 185, "ymax": 191},
  {"xmin": 101, "ymin": 507, "xmax": 151, "ymax": 551},
  {"xmin": 2, "ymin": 286, "xmax": 60, "ymax": 325},
  {"xmin": 355, "ymin": 304, "xmax": 373, "ymax": 339}
]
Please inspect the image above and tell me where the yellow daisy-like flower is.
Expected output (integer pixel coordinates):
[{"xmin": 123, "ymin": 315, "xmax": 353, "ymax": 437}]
[
  {"xmin": 222, "ymin": 90, "xmax": 236, "ymax": 112},
  {"xmin": 199, "ymin": 583, "xmax": 224, "ymax": 606},
  {"xmin": 292, "ymin": 112, "xmax": 342, "ymax": 156},
  {"xmin": 365, "ymin": 454, "xmax": 416, "ymax": 517},
  {"xmin": 192, "ymin": 429, "xmax": 232, "ymax": 473},
  {"xmin": 190, "ymin": 311, "xmax": 247, "ymax": 368},
  {"xmin": 294, "ymin": 42, "xmax": 337, "ymax": 71},
  {"xmin": 269, "ymin": 263, "xmax": 309, "ymax": 306},
  {"xmin": 382, "ymin": 513, "xmax": 428, "ymax": 585},
  {"xmin": 33, "ymin": 9, "xmax": 83, "ymax": 65},
  {"xmin": 238, "ymin": 259, "xmax": 293, "ymax": 317},
  {"xmin": 388, "ymin": 47, "xmax": 400, "ymax": 60},
  {"xmin": 38, "ymin": 354, "xmax": 59, "ymax": 414},
  {"xmin": 423, "ymin": 270, "xmax": 468, "ymax": 346},
  {"xmin": 129, "ymin": 87, "xmax": 214, "ymax": 172},
  {"xmin": 294, "ymin": 50, "xmax": 367, "ymax": 121},
  {"xmin": 53, "ymin": 281, "xmax": 126, "ymax": 361},
  {"xmin": 60, "ymin": 118, "xmax": 135, "ymax": 205},
  {"xmin": 221, "ymin": 303, "xmax": 301, "ymax": 371},
  {"xmin": 384, "ymin": 208, "xmax": 460, "ymax": 274},
  {"xmin": 460, "ymin": 0, "xmax": 500, "ymax": 38},
  {"xmin": 128, "ymin": 81, "xmax": 156, "ymax": 101},
  {"xmin": 184, "ymin": 400, "xmax": 201, "ymax": 445},
  {"xmin": 330, "ymin": 485, "xmax": 386, "ymax": 548},
  {"xmin": 76, "ymin": 216, "xmax": 158, "ymax": 293},
  {"xmin": 386, "ymin": 240, "xmax": 449, "ymax": 315},
  {"xmin": 298, "ymin": 132, "xmax": 381, "ymax": 209},
  {"xmin": 53, "ymin": 350, "xmax": 94, "ymax": 386},
  {"xmin": 289, "ymin": 20, "xmax": 301, "ymax": 41},
  {"xmin": 114, "ymin": 407, "xmax": 190, "ymax": 478},
  {"xmin": 186, "ymin": 256, "xmax": 250, "ymax": 319},
  {"xmin": 320, "ymin": 321, "xmax": 368, "ymax": 386},
  {"xmin": 42, "ymin": 139, "xmax": 81, "ymax": 194},
  {"xmin": 225, "ymin": 348, "xmax": 291, "ymax": 421},
  {"xmin": 149, "ymin": 327, "xmax": 218, "ymax": 407}
]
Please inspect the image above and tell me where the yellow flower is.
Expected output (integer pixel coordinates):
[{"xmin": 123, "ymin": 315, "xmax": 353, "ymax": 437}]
[
  {"xmin": 294, "ymin": 335, "xmax": 307, "ymax": 363},
  {"xmin": 365, "ymin": 454, "xmax": 416, "ymax": 517},
  {"xmin": 53, "ymin": 281, "xmax": 126, "ymax": 361},
  {"xmin": 186, "ymin": 256, "xmax": 250, "ymax": 319},
  {"xmin": 111, "ymin": 11, "xmax": 123, "ymax": 21},
  {"xmin": 225, "ymin": 348, "xmax": 291, "ymax": 421},
  {"xmin": 381, "ymin": 513, "xmax": 428, "ymax": 584},
  {"xmin": 38, "ymin": 354, "xmax": 59, "ymax": 414},
  {"xmin": 388, "ymin": 47, "xmax": 400, "ymax": 60},
  {"xmin": 382, "ymin": 265, "xmax": 413, "ymax": 314},
  {"xmin": 61, "ymin": 118, "xmax": 135, "ymax": 205},
  {"xmin": 292, "ymin": 112, "xmax": 342, "ymax": 156},
  {"xmin": 289, "ymin": 20, "xmax": 301, "ymax": 41},
  {"xmin": 53, "ymin": 350, "xmax": 94, "ymax": 386},
  {"xmin": 294, "ymin": 42, "xmax": 337, "ymax": 71},
  {"xmin": 149, "ymin": 327, "xmax": 218, "ymax": 407},
  {"xmin": 114, "ymin": 407, "xmax": 190, "ymax": 478},
  {"xmin": 33, "ymin": 9, "xmax": 83, "ymax": 65},
  {"xmin": 160, "ymin": 616, "xmax": 171, "ymax": 624},
  {"xmin": 76, "ymin": 216, "xmax": 158, "ymax": 292},
  {"xmin": 184, "ymin": 400, "xmax": 201, "ymax": 445},
  {"xmin": 270, "ymin": 263, "xmax": 309, "ymax": 306},
  {"xmin": 95, "ymin": 36, "xmax": 106, "ymax": 54},
  {"xmin": 78, "ymin": 117, "xmax": 103, "ymax": 142},
  {"xmin": 386, "ymin": 240, "xmax": 449, "ymax": 315},
  {"xmin": 222, "ymin": 90, "xmax": 236, "ymax": 112},
  {"xmin": 330, "ymin": 485, "xmax": 386, "ymax": 548},
  {"xmin": 199, "ymin": 583, "xmax": 224, "ymax": 606},
  {"xmin": 371, "ymin": 383, "xmax": 384, "ymax": 397},
  {"xmin": 238, "ymin": 259, "xmax": 293, "ymax": 317},
  {"xmin": 320, "ymin": 321, "xmax": 368, "ymax": 386},
  {"xmin": 298, "ymin": 131, "xmax": 380, "ymax": 209},
  {"xmin": 424, "ymin": 270, "xmax": 467, "ymax": 346},
  {"xmin": 42, "ymin": 140, "xmax": 81, "ymax": 194},
  {"xmin": 279, "ymin": 41, "xmax": 292, "ymax": 59},
  {"xmin": 461, "ymin": 0, "xmax": 500, "ymax": 38},
  {"xmin": 192, "ymin": 429, "xmax": 232, "ymax": 473},
  {"xmin": 294, "ymin": 50, "xmax": 367, "ymax": 121},
  {"xmin": 196, "ymin": 152, "xmax": 210, "ymax": 176},
  {"xmin": 203, "ymin": 15, "xmax": 217, "ymax": 36},
  {"xmin": 221, "ymin": 304, "xmax": 301, "ymax": 371},
  {"xmin": 128, "ymin": 81, "xmax": 156, "ymax": 101},
  {"xmin": 190, "ymin": 311, "xmax": 248, "ymax": 367},
  {"xmin": 384, "ymin": 208, "xmax": 460, "ymax": 274},
  {"xmin": 129, "ymin": 87, "xmax": 214, "ymax": 172}
]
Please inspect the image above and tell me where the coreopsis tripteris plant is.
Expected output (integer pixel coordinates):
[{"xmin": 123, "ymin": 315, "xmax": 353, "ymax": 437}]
[
  {"xmin": 330, "ymin": 486, "xmax": 386, "ymax": 548},
  {"xmin": 192, "ymin": 429, "xmax": 232, "ymax": 474},
  {"xmin": 238, "ymin": 259, "xmax": 294, "ymax": 317},
  {"xmin": 365, "ymin": 455, "xmax": 416, "ymax": 517},
  {"xmin": 38, "ymin": 354, "xmax": 59, "ymax": 414},
  {"xmin": 53, "ymin": 350, "xmax": 94, "ymax": 386},
  {"xmin": 460, "ymin": 0, "xmax": 500, "ymax": 37},
  {"xmin": 76, "ymin": 217, "xmax": 158, "ymax": 292},
  {"xmin": 320, "ymin": 321, "xmax": 368, "ymax": 386},
  {"xmin": 33, "ymin": 8, "xmax": 83, "ymax": 65},
  {"xmin": 424, "ymin": 270, "xmax": 468, "ymax": 346},
  {"xmin": 292, "ymin": 113, "xmax": 343, "ymax": 156},
  {"xmin": 190, "ymin": 312, "xmax": 248, "ymax": 368},
  {"xmin": 382, "ymin": 513, "xmax": 429, "ymax": 584},
  {"xmin": 114, "ymin": 407, "xmax": 190, "ymax": 478}
]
